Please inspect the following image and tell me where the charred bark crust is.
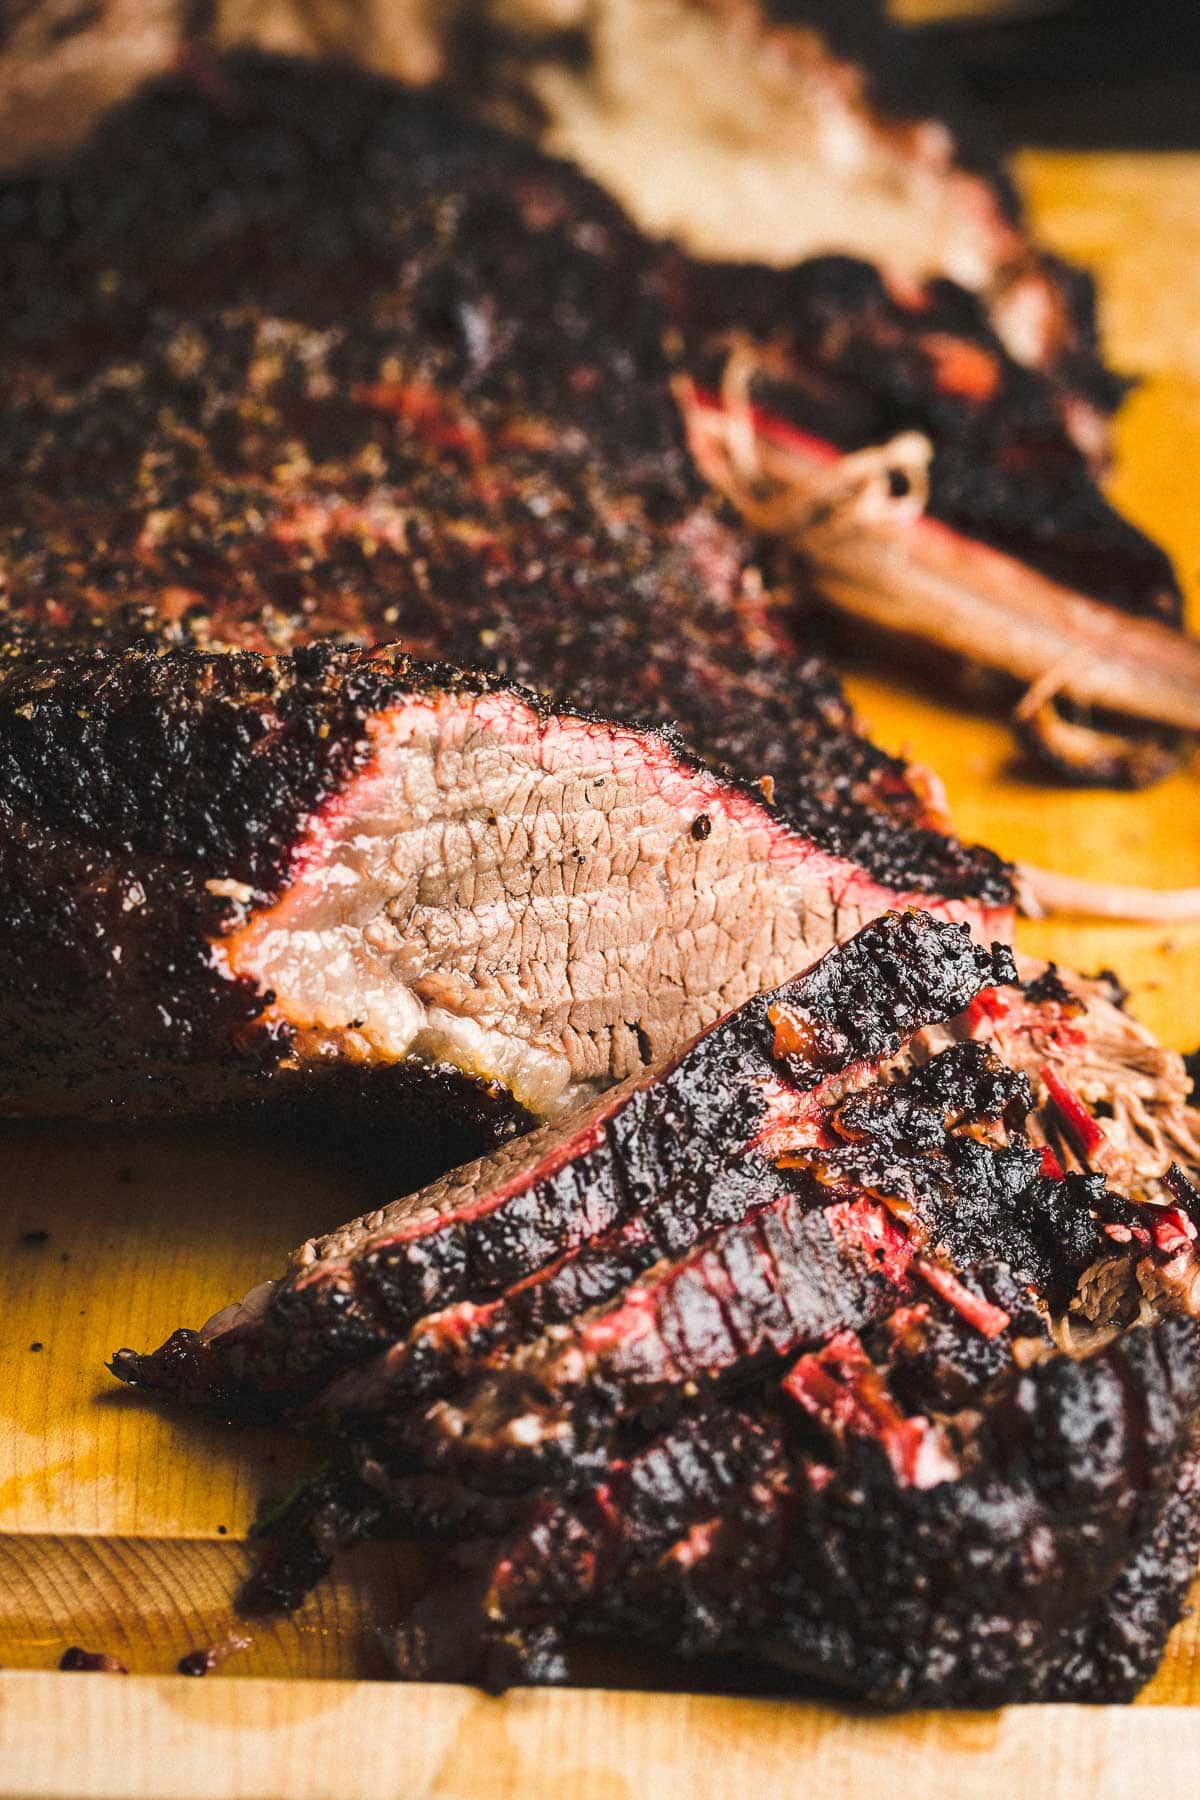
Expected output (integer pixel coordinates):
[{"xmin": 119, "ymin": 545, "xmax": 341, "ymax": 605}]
[{"xmin": 113, "ymin": 914, "xmax": 1200, "ymax": 1703}]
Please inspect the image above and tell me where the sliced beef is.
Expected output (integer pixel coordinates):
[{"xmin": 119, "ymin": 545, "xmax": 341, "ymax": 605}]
[
  {"xmin": 488, "ymin": 0, "xmax": 1112, "ymax": 414},
  {"xmin": 360, "ymin": 1099, "xmax": 1125, "ymax": 1498},
  {"xmin": 115, "ymin": 918, "xmax": 1200, "ymax": 1431},
  {"xmin": 113, "ymin": 911, "xmax": 1012, "ymax": 1409},
  {"xmin": 565, "ymin": 1318, "xmax": 1200, "ymax": 1707},
  {"xmin": 114, "ymin": 910, "xmax": 1200, "ymax": 1701},
  {"xmin": 373, "ymin": 1311, "xmax": 1200, "ymax": 1704},
  {"xmin": 254, "ymin": 1273, "xmax": 1200, "ymax": 1707},
  {"xmin": 385, "ymin": 1192, "xmax": 921, "ymax": 1495}
]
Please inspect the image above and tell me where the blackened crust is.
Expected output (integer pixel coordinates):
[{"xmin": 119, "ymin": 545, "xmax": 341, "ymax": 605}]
[
  {"xmin": 579, "ymin": 1320, "xmax": 1200, "ymax": 1707},
  {"xmin": 112, "ymin": 912, "xmax": 1010, "ymax": 1412}
]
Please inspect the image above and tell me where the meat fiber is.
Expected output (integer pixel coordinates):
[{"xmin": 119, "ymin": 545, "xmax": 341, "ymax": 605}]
[
  {"xmin": 113, "ymin": 913, "xmax": 1200, "ymax": 1703},
  {"xmin": 0, "ymin": 636, "xmax": 1006, "ymax": 1137}
]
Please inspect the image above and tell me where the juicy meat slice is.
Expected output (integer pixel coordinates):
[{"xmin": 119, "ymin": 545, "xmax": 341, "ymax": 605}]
[
  {"xmin": 310, "ymin": 1040, "xmax": 1024, "ymax": 1435},
  {"xmin": 569, "ymin": 1319, "xmax": 1200, "ymax": 1707},
  {"xmin": 398, "ymin": 1191, "xmax": 923, "ymax": 1492},
  {"xmin": 256, "ymin": 1214, "xmax": 1200, "ymax": 1704},
  {"xmin": 368, "ymin": 1061, "xmax": 1138, "ymax": 1494},
  {"xmin": 112, "ymin": 911, "xmax": 1013, "ymax": 1410},
  {"xmin": 115, "ymin": 911, "xmax": 1200, "ymax": 1702}
]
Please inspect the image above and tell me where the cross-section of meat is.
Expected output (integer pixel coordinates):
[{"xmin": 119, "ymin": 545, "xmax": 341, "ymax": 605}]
[{"xmin": 0, "ymin": 634, "xmax": 1007, "ymax": 1142}]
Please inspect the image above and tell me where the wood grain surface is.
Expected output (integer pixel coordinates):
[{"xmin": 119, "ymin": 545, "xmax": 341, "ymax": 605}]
[
  {"xmin": 2, "ymin": 150, "xmax": 1200, "ymax": 1792},
  {"xmin": 7, "ymin": 1678, "xmax": 1200, "ymax": 1800}
]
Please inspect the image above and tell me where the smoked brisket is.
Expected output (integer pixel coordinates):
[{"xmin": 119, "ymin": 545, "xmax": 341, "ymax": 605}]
[
  {"xmin": 1, "ymin": 52, "xmax": 1188, "ymax": 786},
  {"xmin": 115, "ymin": 914, "xmax": 1200, "ymax": 1702},
  {"xmin": 0, "ymin": 60, "xmax": 1018, "ymax": 1135}
]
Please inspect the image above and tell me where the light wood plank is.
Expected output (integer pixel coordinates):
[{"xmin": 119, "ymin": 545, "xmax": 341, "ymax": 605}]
[{"xmin": 3, "ymin": 1675, "xmax": 1200, "ymax": 1800}]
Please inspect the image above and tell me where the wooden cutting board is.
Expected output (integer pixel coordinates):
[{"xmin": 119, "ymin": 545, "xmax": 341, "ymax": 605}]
[{"xmin": 3, "ymin": 151, "xmax": 1200, "ymax": 1797}]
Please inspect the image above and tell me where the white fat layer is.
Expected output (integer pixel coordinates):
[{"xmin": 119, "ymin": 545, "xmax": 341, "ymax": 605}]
[{"xmin": 219, "ymin": 692, "xmax": 910, "ymax": 1115}]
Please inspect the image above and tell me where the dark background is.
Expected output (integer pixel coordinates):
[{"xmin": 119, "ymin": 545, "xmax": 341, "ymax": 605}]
[{"xmin": 781, "ymin": 1, "xmax": 1200, "ymax": 149}]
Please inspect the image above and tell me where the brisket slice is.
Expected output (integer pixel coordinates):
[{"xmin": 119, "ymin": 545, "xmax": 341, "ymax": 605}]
[
  {"xmin": 354, "ymin": 1056, "xmax": 1153, "ymax": 1498},
  {"xmin": 486, "ymin": 0, "xmax": 1112, "ymax": 417},
  {"xmin": 113, "ymin": 912, "xmax": 1013, "ymax": 1410},
  {"xmin": 528, "ymin": 1320, "xmax": 1200, "ymax": 1707},
  {"xmin": 114, "ymin": 921, "xmax": 1200, "ymax": 1426},
  {"xmin": 250, "ymin": 1284, "xmax": 1200, "ymax": 1705},
  {"xmin": 373, "ymin": 1311, "xmax": 1200, "ymax": 1704},
  {"xmin": 118, "ymin": 912, "xmax": 1200, "ymax": 1700},
  {"xmin": 1, "ymin": 53, "xmax": 1186, "ymax": 784}
]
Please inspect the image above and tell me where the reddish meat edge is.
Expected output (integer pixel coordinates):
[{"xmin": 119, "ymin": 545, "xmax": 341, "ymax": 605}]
[
  {"xmin": 203, "ymin": 940, "xmax": 1200, "ymax": 1380},
  {"xmin": 215, "ymin": 686, "xmax": 1009, "ymax": 1118}
]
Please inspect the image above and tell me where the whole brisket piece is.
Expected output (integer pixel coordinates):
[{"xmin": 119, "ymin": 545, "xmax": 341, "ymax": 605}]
[
  {"xmin": 2, "ymin": 51, "xmax": 1195, "ymax": 791},
  {"xmin": 0, "ymin": 630, "xmax": 1005, "ymax": 1136},
  {"xmin": 0, "ymin": 59, "xmax": 1016, "ymax": 1136},
  {"xmin": 115, "ymin": 914, "xmax": 1200, "ymax": 1703}
]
